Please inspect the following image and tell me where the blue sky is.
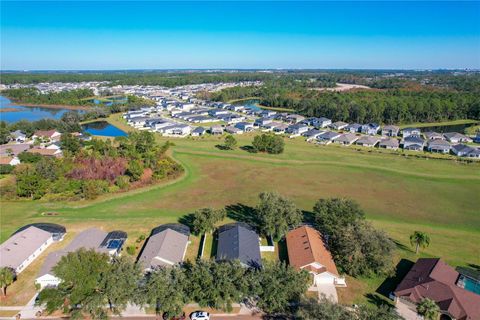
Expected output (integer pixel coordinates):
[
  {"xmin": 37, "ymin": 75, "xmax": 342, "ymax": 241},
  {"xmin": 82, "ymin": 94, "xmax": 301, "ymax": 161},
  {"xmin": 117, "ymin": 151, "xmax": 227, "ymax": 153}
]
[{"xmin": 1, "ymin": 1, "xmax": 479, "ymax": 70}]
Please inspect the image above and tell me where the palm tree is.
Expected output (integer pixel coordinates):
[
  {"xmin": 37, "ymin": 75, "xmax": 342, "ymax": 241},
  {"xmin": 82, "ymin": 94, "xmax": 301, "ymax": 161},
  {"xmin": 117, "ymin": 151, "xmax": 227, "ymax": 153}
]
[
  {"xmin": 0, "ymin": 267, "xmax": 14, "ymax": 296},
  {"xmin": 410, "ymin": 231, "xmax": 430, "ymax": 254},
  {"xmin": 417, "ymin": 298, "xmax": 439, "ymax": 320}
]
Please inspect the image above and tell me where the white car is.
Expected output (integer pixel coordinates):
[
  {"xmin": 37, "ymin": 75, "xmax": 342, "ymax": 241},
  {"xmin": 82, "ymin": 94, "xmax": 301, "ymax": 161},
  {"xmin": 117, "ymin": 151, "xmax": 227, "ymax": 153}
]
[{"xmin": 190, "ymin": 311, "xmax": 210, "ymax": 320}]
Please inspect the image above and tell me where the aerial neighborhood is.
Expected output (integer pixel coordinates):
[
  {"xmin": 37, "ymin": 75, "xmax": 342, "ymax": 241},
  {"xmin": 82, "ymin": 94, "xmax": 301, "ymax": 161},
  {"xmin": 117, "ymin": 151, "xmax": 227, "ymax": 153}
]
[{"xmin": 0, "ymin": 75, "xmax": 480, "ymax": 320}]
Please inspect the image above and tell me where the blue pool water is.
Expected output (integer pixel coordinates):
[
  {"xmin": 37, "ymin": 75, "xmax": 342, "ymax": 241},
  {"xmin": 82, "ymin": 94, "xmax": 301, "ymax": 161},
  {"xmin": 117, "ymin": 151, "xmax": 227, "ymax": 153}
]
[
  {"xmin": 0, "ymin": 95, "xmax": 77, "ymax": 123},
  {"xmin": 463, "ymin": 277, "xmax": 480, "ymax": 295},
  {"xmin": 82, "ymin": 121, "xmax": 127, "ymax": 137},
  {"xmin": 107, "ymin": 239, "xmax": 124, "ymax": 249}
]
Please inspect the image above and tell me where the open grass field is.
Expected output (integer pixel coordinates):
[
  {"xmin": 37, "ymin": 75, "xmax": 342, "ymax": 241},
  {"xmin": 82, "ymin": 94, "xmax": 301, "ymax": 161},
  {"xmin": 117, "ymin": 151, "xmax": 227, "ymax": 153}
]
[{"xmin": 1, "ymin": 116, "xmax": 479, "ymax": 307}]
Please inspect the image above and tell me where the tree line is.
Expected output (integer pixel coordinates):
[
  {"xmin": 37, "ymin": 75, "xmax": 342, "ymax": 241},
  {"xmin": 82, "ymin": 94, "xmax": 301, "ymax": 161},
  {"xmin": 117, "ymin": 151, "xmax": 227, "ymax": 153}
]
[
  {"xmin": 210, "ymin": 85, "xmax": 480, "ymax": 124},
  {"xmin": 1, "ymin": 87, "xmax": 155, "ymax": 110},
  {"xmin": 0, "ymin": 132, "xmax": 183, "ymax": 200}
]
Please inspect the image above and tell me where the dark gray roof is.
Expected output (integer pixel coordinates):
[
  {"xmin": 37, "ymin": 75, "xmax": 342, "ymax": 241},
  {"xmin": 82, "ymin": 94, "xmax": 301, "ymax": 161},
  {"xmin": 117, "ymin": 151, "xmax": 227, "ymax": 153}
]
[
  {"xmin": 192, "ymin": 126, "xmax": 206, "ymax": 133},
  {"xmin": 216, "ymin": 223, "xmax": 261, "ymax": 268},
  {"xmin": 13, "ymin": 223, "xmax": 66, "ymax": 237},
  {"xmin": 403, "ymin": 136, "xmax": 425, "ymax": 144}
]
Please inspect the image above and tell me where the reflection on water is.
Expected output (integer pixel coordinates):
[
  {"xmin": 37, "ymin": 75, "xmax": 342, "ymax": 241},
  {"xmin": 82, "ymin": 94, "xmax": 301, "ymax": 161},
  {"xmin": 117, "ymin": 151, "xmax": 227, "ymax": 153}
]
[
  {"xmin": 0, "ymin": 95, "xmax": 81, "ymax": 123},
  {"xmin": 82, "ymin": 121, "xmax": 127, "ymax": 137}
]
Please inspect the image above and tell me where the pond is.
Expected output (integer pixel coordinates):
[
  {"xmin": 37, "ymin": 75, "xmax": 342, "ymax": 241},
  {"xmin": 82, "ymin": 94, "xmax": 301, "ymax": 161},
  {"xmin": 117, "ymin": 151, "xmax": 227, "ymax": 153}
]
[
  {"xmin": 419, "ymin": 122, "xmax": 478, "ymax": 133},
  {"xmin": 0, "ymin": 95, "xmax": 80, "ymax": 123},
  {"xmin": 82, "ymin": 121, "xmax": 127, "ymax": 137},
  {"xmin": 233, "ymin": 99, "xmax": 262, "ymax": 112}
]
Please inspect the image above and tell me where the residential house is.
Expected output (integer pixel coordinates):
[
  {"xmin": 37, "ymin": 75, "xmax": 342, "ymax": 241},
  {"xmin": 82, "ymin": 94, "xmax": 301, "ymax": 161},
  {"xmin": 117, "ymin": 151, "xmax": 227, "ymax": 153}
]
[
  {"xmin": 393, "ymin": 258, "xmax": 480, "ymax": 320},
  {"xmin": 259, "ymin": 110, "xmax": 277, "ymax": 118},
  {"xmin": 159, "ymin": 124, "xmax": 192, "ymax": 136},
  {"xmin": 316, "ymin": 131, "xmax": 342, "ymax": 145},
  {"xmin": 402, "ymin": 136, "xmax": 425, "ymax": 151},
  {"xmin": 10, "ymin": 130, "xmax": 27, "ymax": 142},
  {"xmin": 127, "ymin": 116, "xmax": 150, "ymax": 128},
  {"xmin": 137, "ymin": 224, "xmax": 190, "ymax": 272},
  {"xmin": 451, "ymin": 144, "xmax": 480, "ymax": 158},
  {"xmin": 443, "ymin": 132, "xmax": 473, "ymax": 144},
  {"xmin": 216, "ymin": 222, "xmax": 261, "ymax": 268},
  {"xmin": 423, "ymin": 131, "xmax": 445, "ymax": 141},
  {"xmin": 333, "ymin": 133, "xmax": 359, "ymax": 145},
  {"xmin": 355, "ymin": 136, "xmax": 381, "ymax": 147},
  {"xmin": 235, "ymin": 122, "xmax": 255, "ymax": 132},
  {"xmin": 273, "ymin": 123, "xmax": 290, "ymax": 134},
  {"xmin": 401, "ymin": 127, "xmax": 421, "ymax": 138},
  {"xmin": 191, "ymin": 127, "xmax": 206, "ymax": 137},
  {"xmin": 225, "ymin": 126, "xmax": 243, "ymax": 135},
  {"xmin": 210, "ymin": 125, "xmax": 224, "ymax": 135},
  {"xmin": 286, "ymin": 226, "xmax": 346, "ymax": 291},
  {"xmin": 379, "ymin": 138, "xmax": 400, "ymax": 150},
  {"xmin": 330, "ymin": 121, "xmax": 348, "ymax": 131},
  {"xmin": 314, "ymin": 117, "xmax": 332, "ymax": 129},
  {"xmin": 254, "ymin": 117, "xmax": 273, "ymax": 127},
  {"xmin": 208, "ymin": 109, "xmax": 230, "ymax": 117},
  {"xmin": 13, "ymin": 223, "xmax": 66, "ymax": 242},
  {"xmin": 361, "ymin": 123, "xmax": 381, "ymax": 135},
  {"xmin": 1, "ymin": 226, "xmax": 54, "ymax": 274},
  {"xmin": 0, "ymin": 143, "xmax": 31, "ymax": 156},
  {"xmin": 381, "ymin": 125, "xmax": 400, "ymax": 137},
  {"xmin": 344, "ymin": 123, "xmax": 362, "ymax": 133},
  {"xmin": 32, "ymin": 129, "xmax": 61, "ymax": 142},
  {"xmin": 0, "ymin": 156, "xmax": 20, "ymax": 166},
  {"xmin": 35, "ymin": 228, "xmax": 115, "ymax": 288},
  {"xmin": 28, "ymin": 147, "xmax": 63, "ymax": 158},
  {"xmin": 286, "ymin": 123, "xmax": 309, "ymax": 136},
  {"xmin": 427, "ymin": 139, "xmax": 451, "ymax": 154},
  {"xmin": 302, "ymin": 129, "xmax": 323, "ymax": 142},
  {"xmin": 286, "ymin": 114, "xmax": 305, "ymax": 124}
]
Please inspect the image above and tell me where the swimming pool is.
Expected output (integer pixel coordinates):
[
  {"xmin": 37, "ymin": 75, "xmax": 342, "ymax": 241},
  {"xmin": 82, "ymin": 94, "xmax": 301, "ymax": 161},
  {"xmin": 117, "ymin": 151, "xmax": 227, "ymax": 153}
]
[{"xmin": 463, "ymin": 277, "xmax": 480, "ymax": 295}]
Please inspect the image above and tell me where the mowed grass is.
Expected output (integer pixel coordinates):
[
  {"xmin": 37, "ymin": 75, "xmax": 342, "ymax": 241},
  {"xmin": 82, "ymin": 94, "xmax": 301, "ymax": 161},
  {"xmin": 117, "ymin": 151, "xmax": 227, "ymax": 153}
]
[{"xmin": 1, "ymin": 127, "xmax": 479, "ymax": 306}]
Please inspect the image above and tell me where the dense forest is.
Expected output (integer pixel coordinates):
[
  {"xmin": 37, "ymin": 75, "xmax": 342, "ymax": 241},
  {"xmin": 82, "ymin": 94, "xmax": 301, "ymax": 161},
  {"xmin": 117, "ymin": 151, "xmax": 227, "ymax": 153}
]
[
  {"xmin": 1, "ymin": 88, "xmax": 155, "ymax": 110},
  {"xmin": 211, "ymin": 85, "xmax": 480, "ymax": 124},
  {"xmin": 2, "ymin": 70, "xmax": 479, "ymax": 91},
  {"xmin": 0, "ymin": 132, "xmax": 183, "ymax": 200}
]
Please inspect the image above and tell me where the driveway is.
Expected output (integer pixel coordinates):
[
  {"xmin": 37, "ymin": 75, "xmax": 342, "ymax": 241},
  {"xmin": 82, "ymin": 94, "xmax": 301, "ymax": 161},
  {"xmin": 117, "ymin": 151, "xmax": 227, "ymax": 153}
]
[{"xmin": 315, "ymin": 283, "xmax": 338, "ymax": 303}]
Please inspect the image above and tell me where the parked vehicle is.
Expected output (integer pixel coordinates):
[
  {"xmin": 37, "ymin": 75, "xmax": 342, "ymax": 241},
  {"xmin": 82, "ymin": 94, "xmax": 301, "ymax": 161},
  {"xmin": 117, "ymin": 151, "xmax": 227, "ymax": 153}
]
[{"xmin": 190, "ymin": 311, "xmax": 210, "ymax": 320}]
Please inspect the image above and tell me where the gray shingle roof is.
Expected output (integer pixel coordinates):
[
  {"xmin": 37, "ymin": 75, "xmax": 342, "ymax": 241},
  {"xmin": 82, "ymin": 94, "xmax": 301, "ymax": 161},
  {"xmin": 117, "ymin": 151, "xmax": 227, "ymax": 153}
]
[
  {"xmin": 216, "ymin": 223, "xmax": 261, "ymax": 268},
  {"xmin": 1, "ymin": 226, "xmax": 52, "ymax": 271},
  {"xmin": 138, "ymin": 225, "xmax": 189, "ymax": 270}
]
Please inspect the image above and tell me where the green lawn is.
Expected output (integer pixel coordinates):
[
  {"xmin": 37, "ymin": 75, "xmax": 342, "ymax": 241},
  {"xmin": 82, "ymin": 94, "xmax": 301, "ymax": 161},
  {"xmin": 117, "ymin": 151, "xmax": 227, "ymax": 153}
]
[
  {"xmin": 398, "ymin": 119, "xmax": 478, "ymax": 128},
  {"xmin": 1, "ymin": 124, "xmax": 479, "ymax": 306}
]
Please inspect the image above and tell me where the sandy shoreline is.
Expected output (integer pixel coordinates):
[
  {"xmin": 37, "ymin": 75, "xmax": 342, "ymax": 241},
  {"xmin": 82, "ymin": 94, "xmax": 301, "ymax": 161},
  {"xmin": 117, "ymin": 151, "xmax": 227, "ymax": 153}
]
[{"xmin": 0, "ymin": 107, "xmax": 22, "ymax": 112}]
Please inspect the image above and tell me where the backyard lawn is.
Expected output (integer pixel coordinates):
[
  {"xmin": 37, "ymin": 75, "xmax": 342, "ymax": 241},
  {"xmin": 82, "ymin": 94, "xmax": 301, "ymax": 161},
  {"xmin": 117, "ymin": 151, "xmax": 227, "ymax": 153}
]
[{"xmin": 1, "ymin": 123, "xmax": 479, "ymax": 307}]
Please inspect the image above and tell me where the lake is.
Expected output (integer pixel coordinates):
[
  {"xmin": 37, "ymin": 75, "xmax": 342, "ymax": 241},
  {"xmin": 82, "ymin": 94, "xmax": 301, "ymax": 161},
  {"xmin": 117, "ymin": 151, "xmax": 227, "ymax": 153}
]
[
  {"xmin": 233, "ymin": 99, "xmax": 262, "ymax": 112},
  {"xmin": 0, "ymin": 95, "xmax": 79, "ymax": 123},
  {"xmin": 82, "ymin": 121, "xmax": 127, "ymax": 137}
]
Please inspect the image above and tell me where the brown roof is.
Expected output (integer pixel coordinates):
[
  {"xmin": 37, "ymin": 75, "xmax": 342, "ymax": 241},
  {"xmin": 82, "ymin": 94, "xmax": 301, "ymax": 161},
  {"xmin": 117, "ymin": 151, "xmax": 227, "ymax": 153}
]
[
  {"xmin": 394, "ymin": 258, "xmax": 480, "ymax": 320},
  {"xmin": 34, "ymin": 130, "xmax": 59, "ymax": 138},
  {"xmin": 27, "ymin": 148, "xmax": 61, "ymax": 157},
  {"xmin": 0, "ymin": 157, "xmax": 14, "ymax": 165},
  {"xmin": 286, "ymin": 226, "xmax": 339, "ymax": 276}
]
